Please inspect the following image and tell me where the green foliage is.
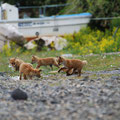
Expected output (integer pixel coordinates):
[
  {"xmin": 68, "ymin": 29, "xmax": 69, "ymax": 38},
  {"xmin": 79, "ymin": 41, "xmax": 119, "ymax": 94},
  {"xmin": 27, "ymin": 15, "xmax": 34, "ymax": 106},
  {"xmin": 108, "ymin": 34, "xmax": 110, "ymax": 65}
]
[
  {"xmin": 2, "ymin": 0, "xmax": 120, "ymax": 29},
  {"xmin": 2, "ymin": 44, "xmax": 12, "ymax": 57},
  {"xmin": 111, "ymin": 19, "xmax": 120, "ymax": 28},
  {"xmin": 2, "ymin": 27, "xmax": 120, "ymax": 57},
  {"xmin": 62, "ymin": 0, "xmax": 120, "ymax": 29},
  {"xmin": 1, "ymin": 0, "xmax": 67, "ymax": 16},
  {"xmin": 64, "ymin": 27, "xmax": 120, "ymax": 55}
]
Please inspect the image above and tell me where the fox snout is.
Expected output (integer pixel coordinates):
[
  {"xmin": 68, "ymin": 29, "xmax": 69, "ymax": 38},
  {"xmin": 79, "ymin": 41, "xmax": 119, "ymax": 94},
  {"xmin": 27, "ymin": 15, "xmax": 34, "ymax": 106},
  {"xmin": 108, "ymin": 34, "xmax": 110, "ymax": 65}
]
[{"xmin": 10, "ymin": 62, "xmax": 15, "ymax": 66}]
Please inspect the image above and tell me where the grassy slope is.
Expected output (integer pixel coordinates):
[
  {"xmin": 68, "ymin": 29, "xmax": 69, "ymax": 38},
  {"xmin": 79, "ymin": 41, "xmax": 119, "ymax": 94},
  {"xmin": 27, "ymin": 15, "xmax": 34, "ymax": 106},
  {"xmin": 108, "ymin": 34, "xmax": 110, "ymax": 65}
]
[{"xmin": 1, "ymin": 50, "xmax": 120, "ymax": 76}]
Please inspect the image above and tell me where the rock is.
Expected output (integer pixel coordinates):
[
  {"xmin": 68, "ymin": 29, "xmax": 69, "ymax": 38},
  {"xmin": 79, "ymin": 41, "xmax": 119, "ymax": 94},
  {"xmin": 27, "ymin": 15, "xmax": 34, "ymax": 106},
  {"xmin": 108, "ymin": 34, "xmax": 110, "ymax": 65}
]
[
  {"xmin": 39, "ymin": 97, "xmax": 47, "ymax": 103},
  {"xmin": 111, "ymin": 76, "xmax": 120, "ymax": 80},
  {"xmin": 76, "ymin": 92, "xmax": 84, "ymax": 96},
  {"xmin": 50, "ymin": 99, "xmax": 59, "ymax": 104},
  {"xmin": 0, "ymin": 72, "xmax": 6, "ymax": 76},
  {"xmin": 26, "ymin": 36, "xmax": 67, "ymax": 51},
  {"xmin": 24, "ymin": 41, "xmax": 37, "ymax": 50},
  {"xmin": 34, "ymin": 84, "xmax": 39, "ymax": 88},
  {"xmin": 11, "ymin": 88, "xmax": 28, "ymax": 100},
  {"xmin": 0, "ymin": 24, "xmax": 25, "ymax": 48},
  {"xmin": 82, "ymin": 76, "xmax": 89, "ymax": 81}
]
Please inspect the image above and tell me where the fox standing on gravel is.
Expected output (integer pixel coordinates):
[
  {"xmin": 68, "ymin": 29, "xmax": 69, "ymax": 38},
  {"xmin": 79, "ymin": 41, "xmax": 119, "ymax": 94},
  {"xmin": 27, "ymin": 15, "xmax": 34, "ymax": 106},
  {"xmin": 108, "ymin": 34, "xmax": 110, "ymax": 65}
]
[
  {"xmin": 31, "ymin": 55, "xmax": 59, "ymax": 69},
  {"xmin": 58, "ymin": 56, "xmax": 87, "ymax": 76},
  {"xmin": 19, "ymin": 63, "xmax": 42, "ymax": 80}
]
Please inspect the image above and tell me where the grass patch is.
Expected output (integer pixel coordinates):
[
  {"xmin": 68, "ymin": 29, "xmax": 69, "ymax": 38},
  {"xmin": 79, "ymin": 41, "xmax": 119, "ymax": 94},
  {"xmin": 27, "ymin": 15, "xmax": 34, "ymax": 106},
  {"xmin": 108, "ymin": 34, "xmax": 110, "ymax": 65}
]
[{"xmin": 0, "ymin": 50, "xmax": 120, "ymax": 76}]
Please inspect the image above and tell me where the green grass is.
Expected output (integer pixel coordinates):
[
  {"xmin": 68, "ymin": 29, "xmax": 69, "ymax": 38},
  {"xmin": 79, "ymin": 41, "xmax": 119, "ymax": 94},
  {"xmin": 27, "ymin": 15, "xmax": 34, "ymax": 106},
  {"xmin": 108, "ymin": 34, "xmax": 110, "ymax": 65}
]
[{"xmin": 0, "ymin": 49, "xmax": 120, "ymax": 76}]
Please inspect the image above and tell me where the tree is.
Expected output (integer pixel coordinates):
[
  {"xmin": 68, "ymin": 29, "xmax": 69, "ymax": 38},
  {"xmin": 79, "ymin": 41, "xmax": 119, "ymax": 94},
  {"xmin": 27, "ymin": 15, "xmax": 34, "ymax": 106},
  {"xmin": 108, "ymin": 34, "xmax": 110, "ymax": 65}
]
[
  {"xmin": 1, "ymin": 0, "xmax": 67, "ymax": 16},
  {"xmin": 62, "ymin": 0, "xmax": 120, "ymax": 30},
  {"xmin": 87, "ymin": 0, "xmax": 120, "ymax": 30}
]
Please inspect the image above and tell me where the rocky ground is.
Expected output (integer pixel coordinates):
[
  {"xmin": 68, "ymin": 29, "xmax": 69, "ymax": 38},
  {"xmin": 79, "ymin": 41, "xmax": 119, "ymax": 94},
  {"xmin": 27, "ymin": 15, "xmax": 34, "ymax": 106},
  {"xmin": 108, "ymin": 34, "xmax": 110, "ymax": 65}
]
[{"xmin": 0, "ymin": 70, "xmax": 120, "ymax": 120}]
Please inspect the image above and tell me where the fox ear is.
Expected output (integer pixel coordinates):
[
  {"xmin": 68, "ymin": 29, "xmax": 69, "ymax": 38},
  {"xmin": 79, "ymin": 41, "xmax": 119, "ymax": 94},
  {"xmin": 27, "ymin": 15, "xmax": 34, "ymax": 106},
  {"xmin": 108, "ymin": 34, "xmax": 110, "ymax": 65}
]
[
  {"xmin": 59, "ymin": 56, "xmax": 62, "ymax": 59},
  {"xmin": 32, "ymin": 55, "xmax": 35, "ymax": 58}
]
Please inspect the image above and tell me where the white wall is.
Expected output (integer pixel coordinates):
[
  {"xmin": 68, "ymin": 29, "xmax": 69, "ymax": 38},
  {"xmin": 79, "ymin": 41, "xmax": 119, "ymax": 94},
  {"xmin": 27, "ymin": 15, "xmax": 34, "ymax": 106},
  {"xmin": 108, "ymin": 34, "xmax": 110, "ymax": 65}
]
[{"xmin": 2, "ymin": 3, "xmax": 19, "ymax": 20}]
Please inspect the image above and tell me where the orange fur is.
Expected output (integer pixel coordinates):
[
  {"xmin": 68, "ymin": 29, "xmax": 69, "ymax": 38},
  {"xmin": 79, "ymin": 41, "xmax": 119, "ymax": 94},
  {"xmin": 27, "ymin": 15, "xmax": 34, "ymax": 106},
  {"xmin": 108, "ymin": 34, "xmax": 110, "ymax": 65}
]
[
  {"xmin": 9, "ymin": 58, "xmax": 32, "ymax": 71},
  {"xmin": 31, "ymin": 55, "xmax": 59, "ymax": 69},
  {"xmin": 9, "ymin": 58, "xmax": 16, "ymax": 67},
  {"xmin": 58, "ymin": 67, "xmax": 78, "ymax": 75},
  {"xmin": 9, "ymin": 58, "xmax": 24, "ymax": 71},
  {"xmin": 58, "ymin": 56, "xmax": 87, "ymax": 76},
  {"xmin": 19, "ymin": 63, "xmax": 42, "ymax": 80}
]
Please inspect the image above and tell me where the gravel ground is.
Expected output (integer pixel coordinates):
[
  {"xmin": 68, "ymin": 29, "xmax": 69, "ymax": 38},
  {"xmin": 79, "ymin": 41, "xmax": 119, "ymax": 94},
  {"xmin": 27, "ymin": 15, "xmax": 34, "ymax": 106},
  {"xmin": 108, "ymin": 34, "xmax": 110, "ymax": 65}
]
[{"xmin": 0, "ymin": 71, "xmax": 120, "ymax": 120}]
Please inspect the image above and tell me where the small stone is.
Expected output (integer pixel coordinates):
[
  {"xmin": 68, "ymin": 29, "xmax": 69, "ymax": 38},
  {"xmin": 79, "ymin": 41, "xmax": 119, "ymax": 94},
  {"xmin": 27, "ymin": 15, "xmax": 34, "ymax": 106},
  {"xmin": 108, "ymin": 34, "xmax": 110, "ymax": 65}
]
[
  {"xmin": 0, "ymin": 72, "xmax": 6, "ymax": 76},
  {"xmin": 76, "ymin": 92, "xmax": 84, "ymax": 96},
  {"xmin": 50, "ymin": 99, "xmax": 59, "ymax": 104},
  {"xmin": 39, "ymin": 97, "xmax": 47, "ymax": 103},
  {"xmin": 76, "ymin": 84, "xmax": 80, "ymax": 88},
  {"xmin": 11, "ymin": 88, "xmax": 28, "ymax": 100},
  {"xmin": 82, "ymin": 76, "xmax": 89, "ymax": 81},
  {"xmin": 34, "ymin": 84, "xmax": 39, "ymax": 87}
]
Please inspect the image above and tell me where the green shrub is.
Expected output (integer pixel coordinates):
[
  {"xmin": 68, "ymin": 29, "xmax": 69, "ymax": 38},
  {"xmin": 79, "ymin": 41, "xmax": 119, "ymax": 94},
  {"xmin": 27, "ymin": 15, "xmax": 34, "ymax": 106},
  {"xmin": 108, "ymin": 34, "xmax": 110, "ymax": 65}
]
[
  {"xmin": 64, "ymin": 27, "xmax": 120, "ymax": 55},
  {"xmin": 1, "ymin": 27, "xmax": 120, "ymax": 57}
]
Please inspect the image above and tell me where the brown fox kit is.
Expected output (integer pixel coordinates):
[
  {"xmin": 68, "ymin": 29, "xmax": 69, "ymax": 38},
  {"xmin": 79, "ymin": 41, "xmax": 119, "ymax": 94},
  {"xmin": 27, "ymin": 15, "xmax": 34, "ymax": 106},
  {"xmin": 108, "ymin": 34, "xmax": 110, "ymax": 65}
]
[
  {"xmin": 31, "ymin": 55, "xmax": 59, "ymax": 69},
  {"xmin": 9, "ymin": 58, "xmax": 24, "ymax": 71},
  {"xmin": 9, "ymin": 58, "xmax": 32, "ymax": 71},
  {"xmin": 58, "ymin": 56, "xmax": 87, "ymax": 76},
  {"xmin": 19, "ymin": 63, "xmax": 42, "ymax": 80}
]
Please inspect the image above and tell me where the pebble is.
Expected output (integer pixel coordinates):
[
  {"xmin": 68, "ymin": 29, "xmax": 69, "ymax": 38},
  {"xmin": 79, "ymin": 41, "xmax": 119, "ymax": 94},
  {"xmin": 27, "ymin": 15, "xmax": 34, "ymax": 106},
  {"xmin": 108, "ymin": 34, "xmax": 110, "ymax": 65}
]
[{"xmin": 11, "ymin": 88, "xmax": 28, "ymax": 100}]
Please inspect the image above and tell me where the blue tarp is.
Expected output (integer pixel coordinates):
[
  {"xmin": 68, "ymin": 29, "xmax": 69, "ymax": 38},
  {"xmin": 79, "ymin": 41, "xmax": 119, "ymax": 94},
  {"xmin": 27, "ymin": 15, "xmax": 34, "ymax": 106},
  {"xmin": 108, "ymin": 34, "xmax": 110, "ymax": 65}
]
[{"xmin": 52, "ymin": 13, "xmax": 92, "ymax": 18}]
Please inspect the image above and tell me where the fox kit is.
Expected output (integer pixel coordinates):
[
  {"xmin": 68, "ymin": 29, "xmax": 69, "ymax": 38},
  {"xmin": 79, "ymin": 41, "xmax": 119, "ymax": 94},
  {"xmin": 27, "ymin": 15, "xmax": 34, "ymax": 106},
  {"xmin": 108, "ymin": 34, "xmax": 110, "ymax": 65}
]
[
  {"xmin": 9, "ymin": 58, "xmax": 24, "ymax": 71},
  {"xmin": 31, "ymin": 55, "xmax": 59, "ymax": 69},
  {"xmin": 58, "ymin": 56, "xmax": 87, "ymax": 76},
  {"xmin": 19, "ymin": 63, "xmax": 42, "ymax": 80},
  {"xmin": 9, "ymin": 58, "xmax": 32, "ymax": 71}
]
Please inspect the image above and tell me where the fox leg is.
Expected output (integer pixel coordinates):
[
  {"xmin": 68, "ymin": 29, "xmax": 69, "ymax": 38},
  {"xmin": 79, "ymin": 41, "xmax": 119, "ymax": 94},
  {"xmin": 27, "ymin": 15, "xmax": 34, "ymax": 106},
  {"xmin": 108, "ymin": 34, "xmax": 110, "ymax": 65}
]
[
  {"xmin": 20, "ymin": 72, "xmax": 22, "ymax": 80},
  {"xmin": 73, "ymin": 68, "xmax": 78, "ymax": 74},
  {"xmin": 49, "ymin": 65, "xmax": 53, "ymax": 70},
  {"xmin": 58, "ymin": 67, "xmax": 67, "ymax": 73},
  {"xmin": 66, "ymin": 68, "xmax": 73, "ymax": 76},
  {"xmin": 15, "ymin": 65, "xmax": 19, "ymax": 71},
  {"xmin": 54, "ymin": 62, "xmax": 59, "ymax": 68},
  {"xmin": 78, "ymin": 69, "xmax": 82, "ymax": 77},
  {"xmin": 15, "ymin": 66, "xmax": 18, "ymax": 71},
  {"xmin": 23, "ymin": 74, "xmax": 27, "ymax": 80},
  {"xmin": 15, "ymin": 67, "xmax": 17, "ymax": 71}
]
